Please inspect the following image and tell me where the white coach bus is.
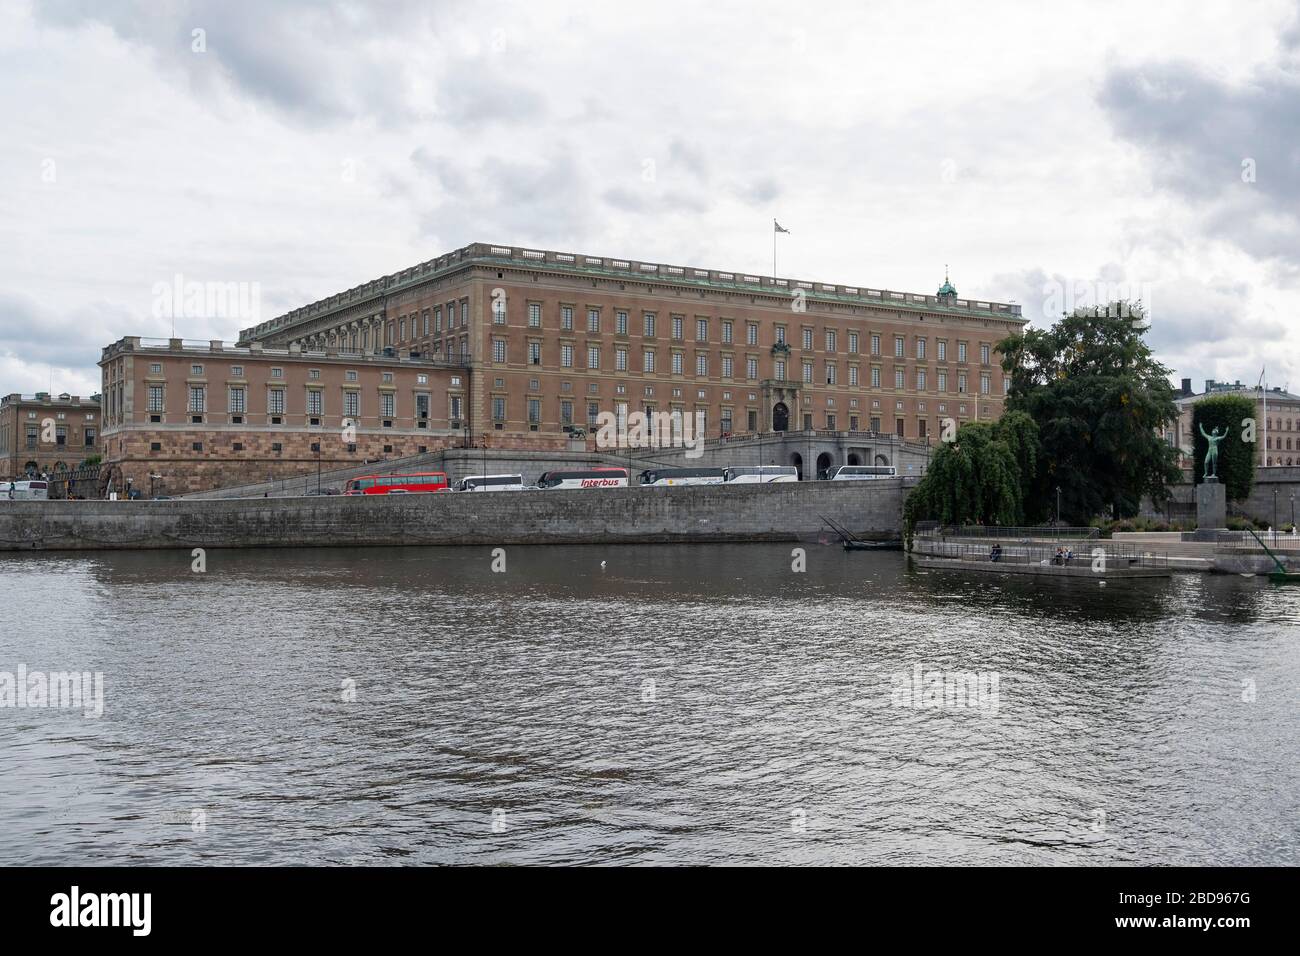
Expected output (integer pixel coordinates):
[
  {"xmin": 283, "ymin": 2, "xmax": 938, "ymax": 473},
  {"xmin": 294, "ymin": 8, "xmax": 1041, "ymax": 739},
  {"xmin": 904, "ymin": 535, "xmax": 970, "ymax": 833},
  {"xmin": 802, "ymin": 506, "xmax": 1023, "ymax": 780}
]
[
  {"xmin": 2, "ymin": 479, "xmax": 49, "ymax": 500},
  {"xmin": 453, "ymin": 474, "xmax": 526, "ymax": 492},
  {"xmin": 827, "ymin": 464, "xmax": 897, "ymax": 480},
  {"xmin": 638, "ymin": 467, "xmax": 727, "ymax": 487},
  {"xmin": 535, "ymin": 468, "xmax": 629, "ymax": 489},
  {"xmin": 721, "ymin": 466, "xmax": 799, "ymax": 484}
]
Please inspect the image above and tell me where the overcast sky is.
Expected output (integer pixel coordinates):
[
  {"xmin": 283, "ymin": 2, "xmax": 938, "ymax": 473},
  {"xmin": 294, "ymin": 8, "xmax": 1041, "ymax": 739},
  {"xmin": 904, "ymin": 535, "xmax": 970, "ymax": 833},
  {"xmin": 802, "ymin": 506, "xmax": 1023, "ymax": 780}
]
[{"xmin": 2, "ymin": 0, "xmax": 1297, "ymax": 398}]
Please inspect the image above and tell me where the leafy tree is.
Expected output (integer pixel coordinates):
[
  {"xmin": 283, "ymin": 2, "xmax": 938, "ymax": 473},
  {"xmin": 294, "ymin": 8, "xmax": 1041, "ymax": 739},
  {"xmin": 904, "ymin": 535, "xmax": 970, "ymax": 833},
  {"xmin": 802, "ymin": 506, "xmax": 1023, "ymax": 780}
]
[
  {"xmin": 997, "ymin": 302, "xmax": 1181, "ymax": 524},
  {"xmin": 903, "ymin": 411, "xmax": 1039, "ymax": 540},
  {"xmin": 1191, "ymin": 394, "xmax": 1255, "ymax": 500}
]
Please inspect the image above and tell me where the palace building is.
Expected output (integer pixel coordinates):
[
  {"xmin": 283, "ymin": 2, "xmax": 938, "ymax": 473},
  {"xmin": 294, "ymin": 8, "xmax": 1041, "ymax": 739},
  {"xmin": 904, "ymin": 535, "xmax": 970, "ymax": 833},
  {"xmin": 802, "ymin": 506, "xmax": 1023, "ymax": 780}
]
[
  {"xmin": 102, "ymin": 243, "xmax": 1025, "ymax": 493},
  {"xmin": 0, "ymin": 392, "xmax": 101, "ymax": 482}
]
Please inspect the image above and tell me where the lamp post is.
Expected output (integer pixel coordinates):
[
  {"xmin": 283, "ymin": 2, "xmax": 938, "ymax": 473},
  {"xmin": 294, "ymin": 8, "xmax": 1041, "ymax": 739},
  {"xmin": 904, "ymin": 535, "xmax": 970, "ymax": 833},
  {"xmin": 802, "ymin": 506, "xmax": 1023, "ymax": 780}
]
[
  {"xmin": 1291, "ymin": 493, "xmax": 1295, "ymax": 532},
  {"xmin": 313, "ymin": 442, "xmax": 321, "ymax": 494},
  {"xmin": 1273, "ymin": 488, "xmax": 1278, "ymax": 542},
  {"xmin": 1055, "ymin": 485, "xmax": 1062, "ymax": 533}
]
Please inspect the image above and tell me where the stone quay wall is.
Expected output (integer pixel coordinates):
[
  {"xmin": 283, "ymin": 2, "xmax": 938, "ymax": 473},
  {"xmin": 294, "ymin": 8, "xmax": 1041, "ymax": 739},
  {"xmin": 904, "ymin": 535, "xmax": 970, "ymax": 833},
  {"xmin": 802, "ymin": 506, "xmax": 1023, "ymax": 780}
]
[{"xmin": 0, "ymin": 479, "xmax": 913, "ymax": 552}]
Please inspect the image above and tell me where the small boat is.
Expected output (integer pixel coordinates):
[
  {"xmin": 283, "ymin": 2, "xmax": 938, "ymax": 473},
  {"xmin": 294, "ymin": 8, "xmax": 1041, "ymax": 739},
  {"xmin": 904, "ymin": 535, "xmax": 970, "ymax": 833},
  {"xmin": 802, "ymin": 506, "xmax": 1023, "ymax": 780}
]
[{"xmin": 820, "ymin": 515, "xmax": 901, "ymax": 551}]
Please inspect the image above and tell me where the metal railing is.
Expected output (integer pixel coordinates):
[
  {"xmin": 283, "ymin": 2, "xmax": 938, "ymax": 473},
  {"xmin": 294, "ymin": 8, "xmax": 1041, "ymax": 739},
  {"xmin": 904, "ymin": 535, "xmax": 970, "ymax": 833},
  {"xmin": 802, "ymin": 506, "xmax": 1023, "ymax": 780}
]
[
  {"xmin": 919, "ymin": 539, "xmax": 1168, "ymax": 568},
  {"xmin": 921, "ymin": 525, "xmax": 1101, "ymax": 540}
]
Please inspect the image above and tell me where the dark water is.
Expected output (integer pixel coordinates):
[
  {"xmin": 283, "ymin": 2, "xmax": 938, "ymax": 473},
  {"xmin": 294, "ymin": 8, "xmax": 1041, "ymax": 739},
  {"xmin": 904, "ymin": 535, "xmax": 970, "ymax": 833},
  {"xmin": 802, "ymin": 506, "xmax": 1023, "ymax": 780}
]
[{"xmin": 1, "ymin": 544, "xmax": 1296, "ymax": 866}]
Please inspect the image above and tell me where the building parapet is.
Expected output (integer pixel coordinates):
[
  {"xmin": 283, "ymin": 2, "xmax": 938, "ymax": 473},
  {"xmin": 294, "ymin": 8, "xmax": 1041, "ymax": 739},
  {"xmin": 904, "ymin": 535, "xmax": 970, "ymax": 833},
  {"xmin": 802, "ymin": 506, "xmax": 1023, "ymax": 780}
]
[
  {"xmin": 238, "ymin": 241, "xmax": 1026, "ymax": 344},
  {"xmin": 1, "ymin": 392, "xmax": 100, "ymax": 407},
  {"xmin": 100, "ymin": 336, "xmax": 472, "ymax": 368}
]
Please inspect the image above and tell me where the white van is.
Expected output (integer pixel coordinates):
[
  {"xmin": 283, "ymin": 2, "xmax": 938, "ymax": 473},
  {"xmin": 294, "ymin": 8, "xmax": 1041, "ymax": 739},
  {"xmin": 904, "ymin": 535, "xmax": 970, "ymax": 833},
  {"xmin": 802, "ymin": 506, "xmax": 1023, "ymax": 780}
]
[
  {"xmin": 2, "ymin": 480, "xmax": 49, "ymax": 500},
  {"xmin": 454, "ymin": 474, "xmax": 526, "ymax": 492},
  {"xmin": 721, "ymin": 466, "xmax": 799, "ymax": 484}
]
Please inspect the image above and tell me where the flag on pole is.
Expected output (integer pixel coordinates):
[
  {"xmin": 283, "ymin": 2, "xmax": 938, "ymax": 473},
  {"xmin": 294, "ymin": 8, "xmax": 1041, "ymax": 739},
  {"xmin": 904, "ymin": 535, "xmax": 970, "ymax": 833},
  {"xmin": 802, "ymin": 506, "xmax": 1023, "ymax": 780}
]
[{"xmin": 774, "ymin": 219, "xmax": 790, "ymax": 233}]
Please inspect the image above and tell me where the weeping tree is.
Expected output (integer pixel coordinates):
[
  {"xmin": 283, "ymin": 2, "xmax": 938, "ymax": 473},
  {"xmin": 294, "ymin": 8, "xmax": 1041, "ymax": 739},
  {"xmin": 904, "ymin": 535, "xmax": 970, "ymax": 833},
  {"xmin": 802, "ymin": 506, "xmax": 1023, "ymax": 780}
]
[
  {"xmin": 903, "ymin": 410, "xmax": 1039, "ymax": 542},
  {"xmin": 997, "ymin": 302, "xmax": 1181, "ymax": 523}
]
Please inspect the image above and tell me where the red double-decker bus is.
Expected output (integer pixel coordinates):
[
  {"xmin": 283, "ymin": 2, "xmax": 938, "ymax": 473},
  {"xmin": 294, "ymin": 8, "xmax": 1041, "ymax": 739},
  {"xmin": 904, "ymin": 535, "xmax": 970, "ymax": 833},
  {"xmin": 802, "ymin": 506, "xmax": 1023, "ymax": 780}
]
[{"xmin": 343, "ymin": 472, "xmax": 450, "ymax": 495}]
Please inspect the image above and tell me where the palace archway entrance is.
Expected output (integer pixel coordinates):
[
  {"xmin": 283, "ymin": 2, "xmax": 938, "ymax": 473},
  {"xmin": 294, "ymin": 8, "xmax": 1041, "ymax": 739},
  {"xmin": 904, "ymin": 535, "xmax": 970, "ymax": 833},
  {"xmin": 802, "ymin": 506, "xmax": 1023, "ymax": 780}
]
[{"xmin": 772, "ymin": 402, "xmax": 789, "ymax": 432}]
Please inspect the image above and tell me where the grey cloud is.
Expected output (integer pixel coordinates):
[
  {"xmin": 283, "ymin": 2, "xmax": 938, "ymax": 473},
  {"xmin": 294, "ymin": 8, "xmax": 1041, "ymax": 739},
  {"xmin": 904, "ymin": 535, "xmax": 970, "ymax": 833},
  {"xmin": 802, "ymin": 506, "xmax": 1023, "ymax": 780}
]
[{"xmin": 1098, "ymin": 34, "xmax": 1300, "ymax": 268}]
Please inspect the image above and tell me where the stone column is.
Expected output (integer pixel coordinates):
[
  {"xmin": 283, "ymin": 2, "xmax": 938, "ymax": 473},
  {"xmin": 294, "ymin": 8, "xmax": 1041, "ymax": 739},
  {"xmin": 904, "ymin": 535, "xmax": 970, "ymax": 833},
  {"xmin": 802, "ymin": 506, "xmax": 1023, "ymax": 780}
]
[{"xmin": 1194, "ymin": 479, "xmax": 1227, "ymax": 540}]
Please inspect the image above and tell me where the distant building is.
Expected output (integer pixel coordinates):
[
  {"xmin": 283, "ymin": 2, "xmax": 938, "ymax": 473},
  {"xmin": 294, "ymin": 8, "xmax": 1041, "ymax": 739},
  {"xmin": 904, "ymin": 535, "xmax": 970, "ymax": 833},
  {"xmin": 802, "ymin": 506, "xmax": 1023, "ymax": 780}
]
[
  {"xmin": 1167, "ymin": 377, "xmax": 1300, "ymax": 468},
  {"xmin": 0, "ymin": 392, "xmax": 101, "ymax": 481}
]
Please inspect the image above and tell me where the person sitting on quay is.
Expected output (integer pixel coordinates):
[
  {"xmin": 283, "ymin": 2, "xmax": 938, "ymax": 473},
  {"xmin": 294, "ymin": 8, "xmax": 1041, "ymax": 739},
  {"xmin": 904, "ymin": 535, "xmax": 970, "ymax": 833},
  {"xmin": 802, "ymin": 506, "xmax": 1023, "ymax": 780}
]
[
  {"xmin": 1063, "ymin": 547, "xmax": 1074, "ymax": 566},
  {"xmin": 990, "ymin": 543, "xmax": 1003, "ymax": 563},
  {"xmin": 1053, "ymin": 547, "xmax": 1065, "ymax": 565}
]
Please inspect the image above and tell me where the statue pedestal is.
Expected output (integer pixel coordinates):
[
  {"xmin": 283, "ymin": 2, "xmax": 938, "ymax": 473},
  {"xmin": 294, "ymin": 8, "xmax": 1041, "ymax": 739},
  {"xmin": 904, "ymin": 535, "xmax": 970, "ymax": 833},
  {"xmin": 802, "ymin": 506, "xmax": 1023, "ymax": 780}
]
[{"xmin": 1193, "ymin": 479, "xmax": 1227, "ymax": 540}]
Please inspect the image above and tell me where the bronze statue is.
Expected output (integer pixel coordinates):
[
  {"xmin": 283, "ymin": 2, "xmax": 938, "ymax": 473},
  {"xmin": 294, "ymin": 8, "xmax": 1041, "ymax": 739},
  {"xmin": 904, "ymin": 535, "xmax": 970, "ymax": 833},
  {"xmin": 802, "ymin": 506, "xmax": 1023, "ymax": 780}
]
[{"xmin": 1199, "ymin": 422, "xmax": 1226, "ymax": 480}]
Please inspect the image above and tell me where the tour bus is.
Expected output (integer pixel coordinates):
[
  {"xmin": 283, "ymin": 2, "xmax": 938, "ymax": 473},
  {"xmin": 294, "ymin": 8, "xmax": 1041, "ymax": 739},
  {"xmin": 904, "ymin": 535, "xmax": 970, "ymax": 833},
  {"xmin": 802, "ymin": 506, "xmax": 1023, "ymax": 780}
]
[
  {"xmin": 2, "ymin": 479, "xmax": 49, "ymax": 500},
  {"xmin": 343, "ymin": 472, "xmax": 450, "ymax": 495},
  {"xmin": 721, "ymin": 466, "xmax": 799, "ymax": 484},
  {"xmin": 827, "ymin": 464, "xmax": 897, "ymax": 480},
  {"xmin": 535, "ymin": 467, "xmax": 629, "ymax": 489},
  {"xmin": 453, "ymin": 474, "xmax": 526, "ymax": 492},
  {"xmin": 638, "ymin": 467, "xmax": 727, "ymax": 487}
]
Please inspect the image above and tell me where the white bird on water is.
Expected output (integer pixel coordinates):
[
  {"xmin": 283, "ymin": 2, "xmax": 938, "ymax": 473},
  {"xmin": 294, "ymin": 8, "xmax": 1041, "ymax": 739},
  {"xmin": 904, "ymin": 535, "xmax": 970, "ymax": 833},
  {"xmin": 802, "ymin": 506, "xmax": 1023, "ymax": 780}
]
[{"xmin": 600, "ymin": 560, "xmax": 607, "ymax": 570}]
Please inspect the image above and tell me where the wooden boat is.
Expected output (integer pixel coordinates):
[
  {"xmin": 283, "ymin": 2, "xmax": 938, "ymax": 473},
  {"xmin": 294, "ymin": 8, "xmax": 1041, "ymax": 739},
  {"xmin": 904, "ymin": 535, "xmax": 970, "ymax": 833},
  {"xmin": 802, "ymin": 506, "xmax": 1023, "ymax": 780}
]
[{"xmin": 820, "ymin": 515, "xmax": 901, "ymax": 551}]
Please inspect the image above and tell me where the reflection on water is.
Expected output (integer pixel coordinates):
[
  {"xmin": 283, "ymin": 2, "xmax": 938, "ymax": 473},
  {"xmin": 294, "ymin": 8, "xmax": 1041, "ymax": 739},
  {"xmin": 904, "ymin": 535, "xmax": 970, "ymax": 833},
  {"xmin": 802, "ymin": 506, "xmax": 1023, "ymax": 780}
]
[{"xmin": 1, "ymin": 544, "xmax": 1296, "ymax": 865}]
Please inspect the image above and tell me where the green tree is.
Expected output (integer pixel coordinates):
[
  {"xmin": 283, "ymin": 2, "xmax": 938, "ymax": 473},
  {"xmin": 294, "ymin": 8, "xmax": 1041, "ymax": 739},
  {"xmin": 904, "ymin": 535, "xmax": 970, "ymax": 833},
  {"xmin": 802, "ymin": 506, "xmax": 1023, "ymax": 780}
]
[
  {"xmin": 1191, "ymin": 394, "xmax": 1255, "ymax": 500},
  {"xmin": 997, "ymin": 302, "xmax": 1181, "ymax": 523},
  {"xmin": 903, "ymin": 411, "xmax": 1039, "ymax": 540}
]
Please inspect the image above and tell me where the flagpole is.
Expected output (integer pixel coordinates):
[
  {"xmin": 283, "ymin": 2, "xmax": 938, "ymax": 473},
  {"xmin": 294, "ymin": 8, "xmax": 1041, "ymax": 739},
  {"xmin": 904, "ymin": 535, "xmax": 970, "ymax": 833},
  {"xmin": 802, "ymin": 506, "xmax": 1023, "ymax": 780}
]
[
  {"xmin": 1262, "ymin": 368, "xmax": 1268, "ymax": 469},
  {"xmin": 773, "ymin": 221, "xmax": 777, "ymax": 278}
]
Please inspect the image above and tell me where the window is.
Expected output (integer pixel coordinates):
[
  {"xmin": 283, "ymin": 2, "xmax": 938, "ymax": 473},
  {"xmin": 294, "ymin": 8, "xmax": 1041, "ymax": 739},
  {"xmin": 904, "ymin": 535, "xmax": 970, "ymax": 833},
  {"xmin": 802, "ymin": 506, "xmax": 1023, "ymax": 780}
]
[
  {"xmin": 616, "ymin": 348, "xmax": 628, "ymax": 371},
  {"xmin": 981, "ymin": 373, "xmax": 991, "ymax": 394},
  {"xmin": 958, "ymin": 342, "xmax": 968, "ymax": 363},
  {"xmin": 848, "ymin": 332, "xmax": 859, "ymax": 354},
  {"xmin": 588, "ymin": 309, "xmax": 600, "ymax": 332},
  {"xmin": 938, "ymin": 340, "xmax": 947, "ymax": 361},
  {"xmin": 722, "ymin": 356, "xmax": 734, "ymax": 378},
  {"xmin": 271, "ymin": 367, "xmax": 283, "ymax": 379},
  {"xmin": 529, "ymin": 341, "xmax": 541, "ymax": 365},
  {"xmin": 747, "ymin": 323, "xmax": 759, "ymax": 346},
  {"xmin": 802, "ymin": 361, "xmax": 813, "ymax": 383},
  {"xmin": 423, "ymin": 309, "xmax": 430, "ymax": 334},
  {"xmin": 696, "ymin": 318, "xmax": 708, "ymax": 341},
  {"xmin": 561, "ymin": 306, "xmax": 574, "ymax": 330},
  {"xmin": 643, "ymin": 350, "xmax": 656, "ymax": 373},
  {"xmin": 382, "ymin": 372, "xmax": 394, "ymax": 383},
  {"xmin": 895, "ymin": 337, "xmax": 905, "ymax": 358},
  {"xmin": 938, "ymin": 371, "xmax": 948, "ymax": 392},
  {"xmin": 84, "ymin": 428, "xmax": 96, "ymax": 447},
  {"xmin": 587, "ymin": 346, "xmax": 600, "ymax": 369},
  {"xmin": 673, "ymin": 316, "xmax": 684, "ymax": 340},
  {"xmin": 896, "ymin": 418, "xmax": 906, "ymax": 438},
  {"xmin": 228, "ymin": 387, "xmax": 245, "ymax": 413},
  {"xmin": 721, "ymin": 409, "xmax": 733, "ymax": 432},
  {"xmin": 644, "ymin": 313, "xmax": 656, "ymax": 337},
  {"xmin": 958, "ymin": 373, "xmax": 968, "ymax": 393},
  {"xmin": 895, "ymin": 369, "xmax": 905, "ymax": 389},
  {"xmin": 722, "ymin": 321, "xmax": 733, "ymax": 344},
  {"xmin": 981, "ymin": 344, "xmax": 991, "ymax": 365},
  {"xmin": 826, "ymin": 331, "xmax": 837, "ymax": 352},
  {"xmin": 189, "ymin": 386, "xmax": 205, "ymax": 413},
  {"xmin": 871, "ymin": 367, "xmax": 881, "ymax": 388},
  {"xmin": 870, "ymin": 334, "xmax": 881, "ymax": 356},
  {"xmin": 696, "ymin": 355, "xmax": 708, "ymax": 376},
  {"xmin": 826, "ymin": 363, "xmax": 837, "ymax": 385},
  {"xmin": 461, "ymin": 301, "xmax": 468, "ymax": 326},
  {"xmin": 400, "ymin": 318, "xmax": 407, "ymax": 339},
  {"xmin": 587, "ymin": 402, "xmax": 600, "ymax": 428},
  {"xmin": 449, "ymin": 395, "xmax": 462, "ymax": 421},
  {"xmin": 849, "ymin": 366, "xmax": 859, "ymax": 386},
  {"xmin": 747, "ymin": 358, "xmax": 758, "ymax": 379},
  {"xmin": 775, "ymin": 359, "xmax": 786, "ymax": 380},
  {"xmin": 561, "ymin": 400, "xmax": 573, "ymax": 425},
  {"xmin": 268, "ymin": 388, "xmax": 285, "ymax": 415},
  {"xmin": 344, "ymin": 391, "xmax": 359, "ymax": 417},
  {"xmin": 493, "ymin": 339, "xmax": 506, "ymax": 363},
  {"xmin": 230, "ymin": 365, "xmax": 244, "ymax": 377},
  {"xmin": 150, "ymin": 363, "xmax": 162, "ymax": 374},
  {"xmin": 148, "ymin": 385, "xmax": 165, "ymax": 412},
  {"xmin": 672, "ymin": 352, "xmax": 684, "ymax": 375},
  {"xmin": 307, "ymin": 390, "xmax": 323, "ymax": 416},
  {"xmin": 826, "ymin": 413, "xmax": 836, "ymax": 430},
  {"xmin": 917, "ymin": 339, "xmax": 926, "ymax": 360},
  {"xmin": 803, "ymin": 328, "xmax": 813, "ymax": 350},
  {"xmin": 775, "ymin": 326, "xmax": 786, "ymax": 345},
  {"xmin": 528, "ymin": 398, "xmax": 541, "ymax": 423},
  {"xmin": 193, "ymin": 442, "xmax": 204, "ymax": 452},
  {"xmin": 309, "ymin": 368, "xmax": 320, "ymax": 380},
  {"xmin": 346, "ymin": 370, "xmax": 358, "ymax": 382},
  {"xmin": 917, "ymin": 370, "xmax": 927, "ymax": 390},
  {"xmin": 561, "ymin": 344, "xmax": 574, "ymax": 368},
  {"xmin": 616, "ymin": 310, "xmax": 628, "ymax": 334},
  {"xmin": 54, "ymin": 425, "xmax": 66, "ymax": 446},
  {"xmin": 191, "ymin": 364, "xmax": 203, "ymax": 376}
]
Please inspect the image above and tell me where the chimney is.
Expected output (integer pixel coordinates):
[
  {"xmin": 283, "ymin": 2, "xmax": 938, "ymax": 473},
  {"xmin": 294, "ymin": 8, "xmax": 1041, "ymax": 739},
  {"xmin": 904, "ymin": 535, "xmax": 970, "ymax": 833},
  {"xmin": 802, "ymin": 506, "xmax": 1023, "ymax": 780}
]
[{"xmin": 1181, "ymin": 378, "xmax": 1192, "ymax": 396}]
